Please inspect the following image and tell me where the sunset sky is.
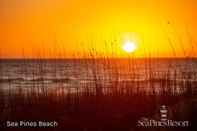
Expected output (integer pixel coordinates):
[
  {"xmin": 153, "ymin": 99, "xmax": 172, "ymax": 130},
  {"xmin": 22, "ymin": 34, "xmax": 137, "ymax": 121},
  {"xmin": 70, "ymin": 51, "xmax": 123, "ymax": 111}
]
[{"xmin": 0, "ymin": 0, "xmax": 197, "ymax": 58}]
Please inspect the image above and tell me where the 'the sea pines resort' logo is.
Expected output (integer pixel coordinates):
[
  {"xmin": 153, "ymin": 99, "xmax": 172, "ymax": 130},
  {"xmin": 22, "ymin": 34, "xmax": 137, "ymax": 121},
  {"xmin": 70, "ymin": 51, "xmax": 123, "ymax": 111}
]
[{"xmin": 137, "ymin": 105, "xmax": 189, "ymax": 127}]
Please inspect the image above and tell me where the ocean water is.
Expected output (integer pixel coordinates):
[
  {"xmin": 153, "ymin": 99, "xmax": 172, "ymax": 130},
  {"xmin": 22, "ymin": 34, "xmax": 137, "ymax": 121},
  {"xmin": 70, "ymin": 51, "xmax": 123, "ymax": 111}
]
[{"xmin": 0, "ymin": 58, "xmax": 197, "ymax": 94}]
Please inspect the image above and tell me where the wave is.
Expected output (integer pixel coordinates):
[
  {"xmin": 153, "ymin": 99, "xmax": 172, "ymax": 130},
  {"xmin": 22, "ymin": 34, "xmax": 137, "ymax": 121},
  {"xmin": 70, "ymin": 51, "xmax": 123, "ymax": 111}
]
[{"xmin": 0, "ymin": 77, "xmax": 78, "ymax": 84}]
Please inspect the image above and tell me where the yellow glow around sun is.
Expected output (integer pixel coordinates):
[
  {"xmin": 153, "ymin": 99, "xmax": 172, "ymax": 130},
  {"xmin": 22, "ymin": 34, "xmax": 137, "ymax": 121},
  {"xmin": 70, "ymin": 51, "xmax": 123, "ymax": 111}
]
[{"xmin": 122, "ymin": 41, "xmax": 137, "ymax": 53}]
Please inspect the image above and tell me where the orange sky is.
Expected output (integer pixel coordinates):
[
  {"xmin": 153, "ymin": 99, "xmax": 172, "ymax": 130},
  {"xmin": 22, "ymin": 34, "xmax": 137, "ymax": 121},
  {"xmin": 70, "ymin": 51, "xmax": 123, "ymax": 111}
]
[{"xmin": 0, "ymin": 0, "xmax": 197, "ymax": 58}]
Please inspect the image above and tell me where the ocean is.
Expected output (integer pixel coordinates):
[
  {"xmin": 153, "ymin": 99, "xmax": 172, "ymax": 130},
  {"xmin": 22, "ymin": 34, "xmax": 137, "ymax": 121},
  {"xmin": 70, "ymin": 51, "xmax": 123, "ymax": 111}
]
[
  {"xmin": 0, "ymin": 58, "xmax": 197, "ymax": 131},
  {"xmin": 0, "ymin": 58, "xmax": 197, "ymax": 95}
]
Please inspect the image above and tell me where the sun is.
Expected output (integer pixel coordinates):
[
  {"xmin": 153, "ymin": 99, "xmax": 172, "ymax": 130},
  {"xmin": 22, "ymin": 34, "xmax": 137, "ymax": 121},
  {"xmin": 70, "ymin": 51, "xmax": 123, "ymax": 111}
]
[{"xmin": 122, "ymin": 41, "xmax": 137, "ymax": 53}]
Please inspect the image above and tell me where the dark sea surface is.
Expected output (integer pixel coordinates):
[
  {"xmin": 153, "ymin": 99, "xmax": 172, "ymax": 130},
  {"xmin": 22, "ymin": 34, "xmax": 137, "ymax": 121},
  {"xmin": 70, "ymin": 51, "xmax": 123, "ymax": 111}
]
[
  {"xmin": 0, "ymin": 58, "xmax": 197, "ymax": 131},
  {"xmin": 0, "ymin": 58, "xmax": 197, "ymax": 94}
]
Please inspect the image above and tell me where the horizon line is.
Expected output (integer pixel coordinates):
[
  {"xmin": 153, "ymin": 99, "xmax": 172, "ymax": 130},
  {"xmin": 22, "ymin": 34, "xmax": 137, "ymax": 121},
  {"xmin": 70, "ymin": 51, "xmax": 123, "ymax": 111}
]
[{"xmin": 0, "ymin": 56, "xmax": 197, "ymax": 60}]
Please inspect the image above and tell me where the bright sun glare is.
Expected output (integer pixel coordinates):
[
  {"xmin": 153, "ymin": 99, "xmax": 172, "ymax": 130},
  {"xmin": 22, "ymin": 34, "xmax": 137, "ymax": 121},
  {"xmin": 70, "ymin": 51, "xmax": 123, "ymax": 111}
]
[{"xmin": 122, "ymin": 41, "xmax": 137, "ymax": 53}]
